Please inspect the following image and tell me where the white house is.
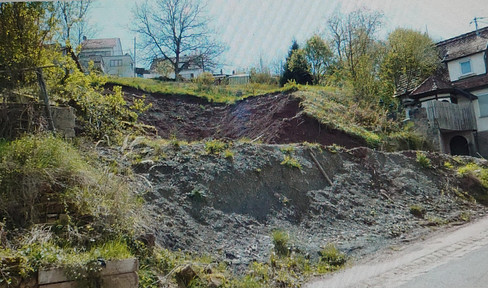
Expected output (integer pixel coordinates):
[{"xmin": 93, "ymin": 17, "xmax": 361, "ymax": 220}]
[
  {"xmin": 149, "ymin": 55, "xmax": 204, "ymax": 80},
  {"xmin": 78, "ymin": 38, "xmax": 134, "ymax": 78},
  {"xmin": 398, "ymin": 26, "xmax": 488, "ymax": 157}
]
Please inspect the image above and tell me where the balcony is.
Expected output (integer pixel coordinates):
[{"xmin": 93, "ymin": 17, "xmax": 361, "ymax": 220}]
[{"xmin": 425, "ymin": 101, "xmax": 477, "ymax": 131}]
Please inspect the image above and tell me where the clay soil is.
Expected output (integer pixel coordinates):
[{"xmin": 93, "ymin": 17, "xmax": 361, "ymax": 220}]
[{"xmin": 114, "ymin": 84, "xmax": 367, "ymax": 148}]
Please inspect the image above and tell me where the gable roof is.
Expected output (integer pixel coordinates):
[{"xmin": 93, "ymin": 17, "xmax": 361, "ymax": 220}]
[
  {"xmin": 81, "ymin": 38, "xmax": 119, "ymax": 50},
  {"xmin": 437, "ymin": 26, "xmax": 488, "ymax": 62}
]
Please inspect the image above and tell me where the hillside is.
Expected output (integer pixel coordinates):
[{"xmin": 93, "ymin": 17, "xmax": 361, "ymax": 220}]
[
  {"xmin": 113, "ymin": 138, "xmax": 488, "ymax": 286},
  {"xmin": 1, "ymin": 84, "xmax": 487, "ymax": 287},
  {"xmin": 109, "ymin": 80, "xmax": 417, "ymax": 150}
]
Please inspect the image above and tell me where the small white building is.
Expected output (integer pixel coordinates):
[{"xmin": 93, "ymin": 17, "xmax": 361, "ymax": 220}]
[
  {"xmin": 150, "ymin": 55, "xmax": 204, "ymax": 80},
  {"xmin": 397, "ymin": 26, "xmax": 488, "ymax": 157},
  {"xmin": 78, "ymin": 38, "xmax": 134, "ymax": 78}
]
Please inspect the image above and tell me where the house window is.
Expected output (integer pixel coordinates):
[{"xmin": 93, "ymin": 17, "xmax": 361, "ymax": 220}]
[
  {"xmin": 479, "ymin": 94, "xmax": 488, "ymax": 117},
  {"xmin": 110, "ymin": 59, "xmax": 122, "ymax": 67},
  {"xmin": 460, "ymin": 60, "xmax": 472, "ymax": 75}
]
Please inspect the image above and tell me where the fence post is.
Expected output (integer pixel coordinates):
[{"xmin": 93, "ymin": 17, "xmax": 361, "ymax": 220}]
[{"xmin": 36, "ymin": 68, "xmax": 56, "ymax": 134}]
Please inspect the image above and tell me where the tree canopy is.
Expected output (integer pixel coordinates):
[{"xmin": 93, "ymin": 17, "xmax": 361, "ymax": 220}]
[
  {"xmin": 381, "ymin": 28, "xmax": 439, "ymax": 96},
  {"xmin": 280, "ymin": 41, "xmax": 312, "ymax": 86},
  {"xmin": 132, "ymin": 0, "xmax": 224, "ymax": 80},
  {"xmin": 0, "ymin": 2, "xmax": 56, "ymax": 89},
  {"xmin": 304, "ymin": 35, "xmax": 333, "ymax": 85}
]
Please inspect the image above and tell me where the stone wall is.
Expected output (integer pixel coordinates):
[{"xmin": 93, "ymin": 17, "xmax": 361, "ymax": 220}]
[
  {"xmin": 477, "ymin": 130, "xmax": 488, "ymax": 158},
  {"xmin": 0, "ymin": 104, "xmax": 75, "ymax": 139},
  {"xmin": 409, "ymin": 107, "xmax": 441, "ymax": 151}
]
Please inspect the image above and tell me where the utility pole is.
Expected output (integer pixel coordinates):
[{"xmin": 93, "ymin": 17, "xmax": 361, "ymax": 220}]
[
  {"xmin": 133, "ymin": 37, "xmax": 136, "ymax": 77},
  {"xmin": 471, "ymin": 17, "xmax": 486, "ymax": 36}
]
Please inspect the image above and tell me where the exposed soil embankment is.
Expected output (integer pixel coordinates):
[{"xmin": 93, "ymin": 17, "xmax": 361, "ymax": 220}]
[
  {"xmin": 128, "ymin": 142, "xmax": 487, "ymax": 270},
  {"xmin": 115, "ymin": 84, "xmax": 366, "ymax": 148}
]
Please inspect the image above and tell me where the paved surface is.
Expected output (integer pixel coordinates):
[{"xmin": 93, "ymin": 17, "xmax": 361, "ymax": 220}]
[{"xmin": 306, "ymin": 215, "xmax": 488, "ymax": 288}]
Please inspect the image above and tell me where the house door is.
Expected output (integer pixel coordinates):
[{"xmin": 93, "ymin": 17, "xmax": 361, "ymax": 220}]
[{"xmin": 450, "ymin": 135, "xmax": 470, "ymax": 156}]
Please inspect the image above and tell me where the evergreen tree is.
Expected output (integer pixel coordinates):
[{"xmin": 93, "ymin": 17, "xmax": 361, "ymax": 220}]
[{"xmin": 280, "ymin": 41, "xmax": 312, "ymax": 86}]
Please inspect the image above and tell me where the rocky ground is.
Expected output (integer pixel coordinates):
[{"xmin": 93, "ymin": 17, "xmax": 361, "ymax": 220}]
[{"xmin": 110, "ymin": 86, "xmax": 488, "ymax": 276}]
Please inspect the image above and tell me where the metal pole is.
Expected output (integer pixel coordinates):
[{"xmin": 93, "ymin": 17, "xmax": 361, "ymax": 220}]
[{"xmin": 134, "ymin": 37, "xmax": 136, "ymax": 77}]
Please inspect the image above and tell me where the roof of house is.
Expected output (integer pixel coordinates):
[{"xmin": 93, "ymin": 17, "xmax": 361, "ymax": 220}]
[
  {"xmin": 437, "ymin": 26, "xmax": 488, "ymax": 62},
  {"xmin": 81, "ymin": 38, "xmax": 119, "ymax": 50}
]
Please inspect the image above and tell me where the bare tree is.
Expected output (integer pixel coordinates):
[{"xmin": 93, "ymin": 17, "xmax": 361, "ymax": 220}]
[
  {"xmin": 132, "ymin": 0, "xmax": 224, "ymax": 80},
  {"xmin": 55, "ymin": 0, "xmax": 95, "ymax": 49},
  {"xmin": 327, "ymin": 9, "xmax": 383, "ymax": 78}
]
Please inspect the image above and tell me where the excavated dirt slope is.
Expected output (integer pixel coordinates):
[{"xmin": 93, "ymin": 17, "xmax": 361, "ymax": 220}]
[
  {"xmin": 115, "ymin": 84, "xmax": 366, "ymax": 148},
  {"xmin": 125, "ymin": 142, "xmax": 488, "ymax": 271},
  {"xmin": 108, "ymin": 86, "xmax": 487, "ymax": 276}
]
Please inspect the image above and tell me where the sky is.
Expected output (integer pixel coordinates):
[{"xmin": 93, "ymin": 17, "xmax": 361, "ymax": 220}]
[{"xmin": 88, "ymin": 0, "xmax": 488, "ymax": 73}]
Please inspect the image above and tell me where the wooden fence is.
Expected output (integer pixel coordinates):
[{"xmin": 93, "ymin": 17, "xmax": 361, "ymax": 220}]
[{"xmin": 425, "ymin": 101, "xmax": 477, "ymax": 131}]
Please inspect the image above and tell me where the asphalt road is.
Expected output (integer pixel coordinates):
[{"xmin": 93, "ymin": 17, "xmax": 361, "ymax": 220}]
[
  {"xmin": 306, "ymin": 215, "xmax": 488, "ymax": 288},
  {"xmin": 397, "ymin": 243, "xmax": 488, "ymax": 288}
]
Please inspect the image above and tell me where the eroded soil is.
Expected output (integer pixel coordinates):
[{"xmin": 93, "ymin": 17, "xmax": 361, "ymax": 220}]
[
  {"xmin": 115, "ymin": 84, "xmax": 366, "ymax": 148},
  {"xmin": 107, "ymin": 86, "xmax": 488, "ymax": 279}
]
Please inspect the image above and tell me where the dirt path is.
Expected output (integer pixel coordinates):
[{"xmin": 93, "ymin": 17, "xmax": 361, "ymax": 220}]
[{"xmin": 306, "ymin": 215, "xmax": 488, "ymax": 288}]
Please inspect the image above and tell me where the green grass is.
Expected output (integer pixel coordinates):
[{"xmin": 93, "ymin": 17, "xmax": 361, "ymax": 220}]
[
  {"xmin": 0, "ymin": 135, "xmax": 141, "ymax": 285},
  {"xmin": 107, "ymin": 77, "xmax": 282, "ymax": 104},
  {"xmin": 297, "ymin": 89, "xmax": 385, "ymax": 147}
]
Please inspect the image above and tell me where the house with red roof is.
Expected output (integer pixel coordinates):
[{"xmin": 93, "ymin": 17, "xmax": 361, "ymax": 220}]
[
  {"xmin": 397, "ymin": 26, "xmax": 488, "ymax": 157},
  {"xmin": 78, "ymin": 38, "xmax": 134, "ymax": 77}
]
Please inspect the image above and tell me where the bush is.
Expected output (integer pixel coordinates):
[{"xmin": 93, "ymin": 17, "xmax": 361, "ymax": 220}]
[
  {"xmin": 194, "ymin": 72, "xmax": 215, "ymax": 86},
  {"xmin": 49, "ymin": 59, "xmax": 151, "ymax": 139},
  {"xmin": 319, "ymin": 244, "xmax": 346, "ymax": 267},
  {"xmin": 0, "ymin": 135, "xmax": 139, "ymax": 233},
  {"xmin": 416, "ymin": 151, "xmax": 431, "ymax": 168},
  {"xmin": 272, "ymin": 230, "xmax": 289, "ymax": 257},
  {"xmin": 409, "ymin": 204, "xmax": 426, "ymax": 218}
]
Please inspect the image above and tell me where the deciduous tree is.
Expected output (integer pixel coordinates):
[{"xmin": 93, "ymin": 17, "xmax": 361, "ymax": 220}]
[
  {"xmin": 55, "ymin": 0, "xmax": 95, "ymax": 49},
  {"xmin": 132, "ymin": 0, "xmax": 224, "ymax": 80},
  {"xmin": 381, "ymin": 28, "xmax": 439, "ymax": 96},
  {"xmin": 0, "ymin": 2, "xmax": 56, "ymax": 89},
  {"xmin": 304, "ymin": 35, "xmax": 334, "ymax": 84}
]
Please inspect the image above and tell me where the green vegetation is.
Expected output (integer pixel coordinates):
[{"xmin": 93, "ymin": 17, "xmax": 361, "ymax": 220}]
[
  {"xmin": 416, "ymin": 151, "xmax": 432, "ymax": 168},
  {"xmin": 457, "ymin": 163, "xmax": 488, "ymax": 188},
  {"xmin": 319, "ymin": 244, "xmax": 347, "ymax": 268},
  {"xmin": 204, "ymin": 139, "xmax": 229, "ymax": 155},
  {"xmin": 0, "ymin": 135, "xmax": 141, "ymax": 285},
  {"xmin": 409, "ymin": 204, "xmax": 426, "ymax": 218},
  {"xmin": 272, "ymin": 230, "xmax": 290, "ymax": 257},
  {"xmin": 107, "ymin": 77, "xmax": 281, "ymax": 104},
  {"xmin": 280, "ymin": 155, "xmax": 302, "ymax": 170}
]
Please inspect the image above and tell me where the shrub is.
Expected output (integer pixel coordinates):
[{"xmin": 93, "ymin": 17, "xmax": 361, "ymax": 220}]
[
  {"xmin": 194, "ymin": 72, "xmax": 215, "ymax": 92},
  {"xmin": 204, "ymin": 139, "xmax": 228, "ymax": 155},
  {"xmin": 280, "ymin": 155, "xmax": 302, "ymax": 170},
  {"xmin": 49, "ymin": 59, "xmax": 151, "ymax": 139},
  {"xmin": 409, "ymin": 204, "xmax": 426, "ymax": 218},
  {"xmin": 272, "ymin": 230, "xmax": 289, "ymax": 257},
  {"xmin": 319, "ymin": 244, "xmax": 346, "ymax": 267},
  {"xmin": 416, "ymin": 151, "xmax": 431, "ymax": 168}
]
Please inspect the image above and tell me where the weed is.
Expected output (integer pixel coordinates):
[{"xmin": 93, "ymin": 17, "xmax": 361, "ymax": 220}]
[
  {"xmin": 409, "ymin": 204, "xmax": 426, "ymax": 218},
  {"xmin": 459, "ymin": 211, "xmax": 471, "ymax": 222},
  {"xmin": 204, "ymin": 139, "xmax": 228, "ymax": 155},
  {"xmin": 443, "ymin": 161, "xmax": 454, "ymax": 169},
  {"xmin": 319, "ymin": 244, "xmax": 346, "ymax": 267},
  {"xmin": 280, "ymin": 146, "xmax": 295, "ymax": 155},
  {"xmin": 272, "ymin": 230, "xmax": 289, "ymax": 257},
  {"xmin": 280, "ymin": 155, "xmax": 302, "ymax": 170},
  {"xmin": 416, "ymin": 151, "xmax": 431, "ymax": 168},
  {"xmin": 223, "ymin": 149, "xmax": 234, "ymax": 160}
]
